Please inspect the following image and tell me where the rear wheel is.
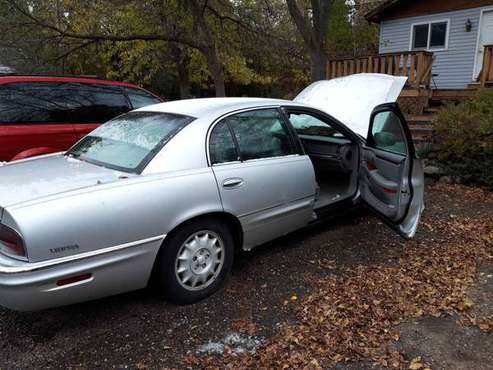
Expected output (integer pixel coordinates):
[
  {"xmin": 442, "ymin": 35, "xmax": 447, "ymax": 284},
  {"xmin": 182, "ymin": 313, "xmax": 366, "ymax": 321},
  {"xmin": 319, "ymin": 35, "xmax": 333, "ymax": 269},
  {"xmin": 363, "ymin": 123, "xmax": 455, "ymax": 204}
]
[{"xmin": 156, "ymin": 219, "xmax": 234, "ymax": 304}]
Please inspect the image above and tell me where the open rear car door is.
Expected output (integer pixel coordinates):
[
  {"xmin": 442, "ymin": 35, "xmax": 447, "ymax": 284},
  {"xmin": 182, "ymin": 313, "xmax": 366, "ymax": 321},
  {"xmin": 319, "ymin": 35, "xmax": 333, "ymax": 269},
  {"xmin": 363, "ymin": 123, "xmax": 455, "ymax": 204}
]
[{"xmin": 360, "ymin": 103, "xmax": 424, "ymax": 238}]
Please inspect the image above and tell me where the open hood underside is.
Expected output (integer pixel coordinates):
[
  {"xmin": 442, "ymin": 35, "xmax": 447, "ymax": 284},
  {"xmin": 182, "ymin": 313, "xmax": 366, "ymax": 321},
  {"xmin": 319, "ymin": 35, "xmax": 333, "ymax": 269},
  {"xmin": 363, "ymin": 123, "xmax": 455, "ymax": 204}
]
[{"xmin": 294, "ymin": 73, "xmax": 407, "ymax": 138}]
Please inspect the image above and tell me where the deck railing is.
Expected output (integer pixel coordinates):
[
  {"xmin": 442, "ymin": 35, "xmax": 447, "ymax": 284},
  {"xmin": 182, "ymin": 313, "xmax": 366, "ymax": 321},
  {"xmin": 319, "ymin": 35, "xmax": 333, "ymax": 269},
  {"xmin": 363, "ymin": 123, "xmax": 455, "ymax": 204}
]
[
  {"xmin": 326, "ymin": 51, "xmax": 434, "ymax": 89},
  {"xmin": 480, "ymin": 45, "xmax": 493, "ymax": 87}
]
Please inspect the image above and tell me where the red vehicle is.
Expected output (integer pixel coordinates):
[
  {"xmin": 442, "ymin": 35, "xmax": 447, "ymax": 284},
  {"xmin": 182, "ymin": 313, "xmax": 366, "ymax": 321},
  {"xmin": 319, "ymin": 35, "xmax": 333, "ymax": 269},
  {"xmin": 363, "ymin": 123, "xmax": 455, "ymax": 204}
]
[{"xmin": 0, "ymin": 75, "xmax": 163, "ymax": 162}]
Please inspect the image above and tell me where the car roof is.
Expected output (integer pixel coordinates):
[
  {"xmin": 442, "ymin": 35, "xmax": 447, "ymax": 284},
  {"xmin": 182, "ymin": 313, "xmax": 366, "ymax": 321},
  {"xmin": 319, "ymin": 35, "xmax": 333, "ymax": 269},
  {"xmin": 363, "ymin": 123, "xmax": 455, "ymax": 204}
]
[
  {"xmin": 0, "ymin": 75, "xmax": 144, "ymax": 89},
  {"xmin": 138, "ymin": 97, "xmax": 308, "ymax": 118}
]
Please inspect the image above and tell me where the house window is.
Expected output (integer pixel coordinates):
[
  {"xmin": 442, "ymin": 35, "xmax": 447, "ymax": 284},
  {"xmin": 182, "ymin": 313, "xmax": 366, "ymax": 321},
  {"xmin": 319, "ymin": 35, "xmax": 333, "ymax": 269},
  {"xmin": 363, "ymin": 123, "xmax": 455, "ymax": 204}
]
[{"xmin": 411, "ymin": 21, "xmax": 448, "ymax": 50}]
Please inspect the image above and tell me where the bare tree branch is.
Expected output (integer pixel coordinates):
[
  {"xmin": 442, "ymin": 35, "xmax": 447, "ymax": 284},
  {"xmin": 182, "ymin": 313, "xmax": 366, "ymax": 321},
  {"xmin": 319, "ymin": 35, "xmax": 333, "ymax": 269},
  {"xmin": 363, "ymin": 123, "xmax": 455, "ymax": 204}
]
[{"xmin": 53, "ymin": 40, "xmax": 97, "ymax": 61}]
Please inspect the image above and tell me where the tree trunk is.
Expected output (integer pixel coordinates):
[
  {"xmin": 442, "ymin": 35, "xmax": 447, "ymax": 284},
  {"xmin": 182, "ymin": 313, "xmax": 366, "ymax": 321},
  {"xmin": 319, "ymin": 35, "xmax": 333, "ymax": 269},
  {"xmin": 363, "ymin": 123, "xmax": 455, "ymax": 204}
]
[
  {"xmin": 211, "ymin": 69, "xmax": 226, "ymax": 97},
  {"xmin": 310, "ymin": 49, "xmax": 327, "ymax": 81},
  {"xmin": 210, "ymin": 65, "xmax": 226, "ymax": 97},
  {"xmin": 286, "ymin": 0, "xmax": 332, "ymax": 82},
  {"xmin": 185, "ymin": 0, "xmax": 226, "ymax": 97},
  {"xmin": 204, "ymin": 47, "xmax": 226, "ymax": 97},
  {"xmin": 171, "ymin": 45, "xmax": 191, "ymax": 99},
  {"xmin": 177, "ymin": 61, "xmax": 191, "ymax": 99}
]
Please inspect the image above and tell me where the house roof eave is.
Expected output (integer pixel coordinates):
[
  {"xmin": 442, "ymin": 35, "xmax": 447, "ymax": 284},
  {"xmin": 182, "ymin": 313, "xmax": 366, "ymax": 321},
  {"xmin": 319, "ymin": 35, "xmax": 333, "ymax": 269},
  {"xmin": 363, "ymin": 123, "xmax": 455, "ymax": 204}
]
[{"xmin": 364, "ymin": 0, "xmax": 407, "ymax": 23}]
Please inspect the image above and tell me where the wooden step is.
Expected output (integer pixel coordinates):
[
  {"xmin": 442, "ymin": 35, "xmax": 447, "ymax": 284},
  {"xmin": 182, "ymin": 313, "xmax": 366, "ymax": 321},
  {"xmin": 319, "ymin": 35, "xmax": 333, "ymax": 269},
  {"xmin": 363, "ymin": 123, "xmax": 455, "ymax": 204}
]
[
  {"xmin": 423, "ymin": 107, "xmax": 441, "ymax": 114},
  {"xmin": 410, "ymin": 124, "xmax": 433, "ymax": 132},
  {"xmin": 431, "ymin": 89, "xmax": 478, "ymax": 100},
  {"xmin": 405, "ymin": 114, "xmax": 435, "ymax": 124},
  {"xmin": 412, "ymin": 130, "xmax": 433, "ymax": 139}
]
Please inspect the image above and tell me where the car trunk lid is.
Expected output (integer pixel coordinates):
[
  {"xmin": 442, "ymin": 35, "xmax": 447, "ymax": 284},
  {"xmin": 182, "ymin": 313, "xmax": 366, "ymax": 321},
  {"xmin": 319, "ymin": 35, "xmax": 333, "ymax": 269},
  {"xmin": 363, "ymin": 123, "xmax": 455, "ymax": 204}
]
[
  {"xmin": 294, "ymin": 73, "xmax": 407, "ymax": 138},
  {"xmin": 0, "ymin": 154, "xmax": 126, "ymax": 208}
]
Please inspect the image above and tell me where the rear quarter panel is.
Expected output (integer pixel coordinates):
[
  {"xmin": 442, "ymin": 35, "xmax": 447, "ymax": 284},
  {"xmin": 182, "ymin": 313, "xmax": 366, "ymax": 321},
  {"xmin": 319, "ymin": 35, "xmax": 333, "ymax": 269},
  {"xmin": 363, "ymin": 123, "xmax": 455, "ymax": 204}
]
[{"xmin": 4, "ymin": 168, "xmax": 223, "ymax": 263}]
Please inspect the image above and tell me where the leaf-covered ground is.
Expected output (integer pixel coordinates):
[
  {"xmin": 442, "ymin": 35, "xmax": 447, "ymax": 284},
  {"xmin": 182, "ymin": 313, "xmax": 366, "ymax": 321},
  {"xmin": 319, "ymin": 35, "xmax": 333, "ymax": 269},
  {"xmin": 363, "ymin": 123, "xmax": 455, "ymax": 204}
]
[
  {"xmin": 0, "ymin": 183, "xmax": 491, "ymax": 370},
  {"xmin": 188, "ymin": 183, "xmax": 493, "ymax": 369}
]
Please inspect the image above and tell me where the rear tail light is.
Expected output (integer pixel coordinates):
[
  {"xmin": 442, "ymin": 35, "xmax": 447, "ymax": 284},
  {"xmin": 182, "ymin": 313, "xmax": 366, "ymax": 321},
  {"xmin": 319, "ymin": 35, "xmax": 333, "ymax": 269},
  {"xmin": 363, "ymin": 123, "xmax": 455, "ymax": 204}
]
[{"xmin": 0, "ymin": 224, "xmax": 27, "ymax": 260}]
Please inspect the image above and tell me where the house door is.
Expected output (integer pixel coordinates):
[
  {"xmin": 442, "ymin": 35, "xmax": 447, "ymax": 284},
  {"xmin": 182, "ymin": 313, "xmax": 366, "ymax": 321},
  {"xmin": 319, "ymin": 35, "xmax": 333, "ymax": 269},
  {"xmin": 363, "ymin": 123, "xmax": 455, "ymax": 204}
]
[{"xmin": 475, "ymin": 10, "xmax": 493, "ymax": 79}]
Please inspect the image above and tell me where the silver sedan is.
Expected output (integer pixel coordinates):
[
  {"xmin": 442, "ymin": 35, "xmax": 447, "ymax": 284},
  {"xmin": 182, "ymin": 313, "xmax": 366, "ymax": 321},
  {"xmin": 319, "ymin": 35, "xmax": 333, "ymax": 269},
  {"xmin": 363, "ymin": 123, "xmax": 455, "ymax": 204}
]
[{"xmin": 0, "ymin": 74, "xmax": 424, "ymax": 311}]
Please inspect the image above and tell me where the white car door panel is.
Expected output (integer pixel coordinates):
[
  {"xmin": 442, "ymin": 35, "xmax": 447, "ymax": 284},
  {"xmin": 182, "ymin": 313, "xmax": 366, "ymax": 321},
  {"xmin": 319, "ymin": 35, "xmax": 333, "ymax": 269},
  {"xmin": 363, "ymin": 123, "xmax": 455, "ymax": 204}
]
[
  {"xmin": 213, "ymin": 156, "xmax": 316, "ymax": 249},
  {"xmin": 209, "ymin": 108, "xmax": 317, "ymax": 250}
]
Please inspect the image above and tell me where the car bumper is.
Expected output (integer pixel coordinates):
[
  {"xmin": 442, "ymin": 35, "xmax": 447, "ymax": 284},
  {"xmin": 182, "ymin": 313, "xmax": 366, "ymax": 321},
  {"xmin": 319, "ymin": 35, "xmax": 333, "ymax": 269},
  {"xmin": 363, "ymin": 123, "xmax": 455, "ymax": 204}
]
[{"xmin": 0, "ymin": 236, "xmax": 164, "ymax": 311}]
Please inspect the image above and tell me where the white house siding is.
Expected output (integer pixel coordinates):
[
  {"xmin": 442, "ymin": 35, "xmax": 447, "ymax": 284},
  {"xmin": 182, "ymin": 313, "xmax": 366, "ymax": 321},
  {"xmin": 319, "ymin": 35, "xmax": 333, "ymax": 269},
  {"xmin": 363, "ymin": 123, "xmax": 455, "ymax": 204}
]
[{"xmin": 379, "ymin": 6, "xmax": 490, "ymax": 89}]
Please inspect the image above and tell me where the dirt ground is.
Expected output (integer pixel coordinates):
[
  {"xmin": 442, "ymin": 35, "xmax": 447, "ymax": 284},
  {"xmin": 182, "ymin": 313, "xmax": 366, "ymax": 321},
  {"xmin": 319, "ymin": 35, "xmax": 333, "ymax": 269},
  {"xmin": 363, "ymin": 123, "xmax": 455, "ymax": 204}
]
[{"xmin": 0, "ymin": 182, "xmax": 491, "ymax": 369}]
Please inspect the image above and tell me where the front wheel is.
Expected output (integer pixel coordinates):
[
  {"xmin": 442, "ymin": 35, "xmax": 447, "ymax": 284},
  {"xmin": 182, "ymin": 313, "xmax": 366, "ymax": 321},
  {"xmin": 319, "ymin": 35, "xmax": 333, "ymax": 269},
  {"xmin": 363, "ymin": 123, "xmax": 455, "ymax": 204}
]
[{"xmin": 156, "ymin": 219, "xmax": 234, "ymax": 304}]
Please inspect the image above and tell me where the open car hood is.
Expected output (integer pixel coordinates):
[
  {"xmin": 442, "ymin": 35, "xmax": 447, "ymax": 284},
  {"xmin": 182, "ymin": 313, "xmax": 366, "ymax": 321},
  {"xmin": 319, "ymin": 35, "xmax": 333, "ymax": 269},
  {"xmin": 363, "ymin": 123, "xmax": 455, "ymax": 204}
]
[{"xmin": 294, "ymin": 73, "xmax": 407, "ymax": 138}]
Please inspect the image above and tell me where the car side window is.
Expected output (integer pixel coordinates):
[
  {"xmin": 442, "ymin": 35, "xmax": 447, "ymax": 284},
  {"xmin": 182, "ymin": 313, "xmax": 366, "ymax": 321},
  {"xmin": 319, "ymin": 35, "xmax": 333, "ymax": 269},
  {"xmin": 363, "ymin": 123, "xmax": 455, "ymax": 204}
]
[
  {"xmin": 209, "ymin": 120, "xmax": 239, "ymax": 165},
  {"xmin": 371, "ymin": 111, "xmax": 407, "ymax": 156},
  {"xmin": 0, "ymin": 82, "xmax": 72, "ymax": 123},
  {"xmin": 288, "ymin": 113, "xmax": 343, "ymax": 139},
  {"xmin": 0, "ymin": 82, "xmax": 130, "ymax": 125},
  {"xmin": 67, "ymin": 83, "xmax": 130, "ymax": 123},
  {"xmin": 226, "ymin": 109, "xmax": 295, "ymax": 161},
  {"xmin": 125, "ymin": 88, "xmax": 162, "ymax": 109}
]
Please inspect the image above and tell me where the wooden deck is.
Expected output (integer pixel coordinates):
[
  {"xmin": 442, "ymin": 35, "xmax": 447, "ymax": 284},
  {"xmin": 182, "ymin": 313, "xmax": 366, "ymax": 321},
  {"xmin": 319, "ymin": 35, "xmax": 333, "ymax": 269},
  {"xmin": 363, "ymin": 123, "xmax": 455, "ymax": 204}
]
[
  {"xmin": 325, "ymin": 49, "xmax": 493, "ymax": 150},
  {"xmin": 326, "ymin": 51, "xmax": 434, "ymax": 89}
]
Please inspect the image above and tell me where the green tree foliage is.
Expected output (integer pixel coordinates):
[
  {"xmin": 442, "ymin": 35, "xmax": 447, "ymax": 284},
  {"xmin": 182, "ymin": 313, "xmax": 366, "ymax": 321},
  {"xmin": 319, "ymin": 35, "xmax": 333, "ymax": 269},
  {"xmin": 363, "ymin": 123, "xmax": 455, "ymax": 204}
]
[
  {"xmin": 1, "ymin": 0, "xmax": 381, "ymax": 98},
  {"xmin": 326, "ymin": 0, "xmax": 379, "ymax": 59}
]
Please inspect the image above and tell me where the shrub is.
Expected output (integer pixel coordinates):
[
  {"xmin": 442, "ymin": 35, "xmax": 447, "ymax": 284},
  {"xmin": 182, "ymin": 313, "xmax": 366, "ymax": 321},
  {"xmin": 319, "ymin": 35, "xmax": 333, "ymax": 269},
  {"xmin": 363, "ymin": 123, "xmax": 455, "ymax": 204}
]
[{"xmin": 433, "ymin": 90, "xmax": 493, "ymax": 189}]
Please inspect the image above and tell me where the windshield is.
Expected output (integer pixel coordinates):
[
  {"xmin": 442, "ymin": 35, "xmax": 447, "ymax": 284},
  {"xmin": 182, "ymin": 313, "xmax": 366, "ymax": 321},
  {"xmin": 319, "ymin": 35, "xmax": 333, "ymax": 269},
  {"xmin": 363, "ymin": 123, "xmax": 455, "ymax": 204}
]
[{"xmin": 67, "ymin": 111, "xmax": 194, "ymax": 173}]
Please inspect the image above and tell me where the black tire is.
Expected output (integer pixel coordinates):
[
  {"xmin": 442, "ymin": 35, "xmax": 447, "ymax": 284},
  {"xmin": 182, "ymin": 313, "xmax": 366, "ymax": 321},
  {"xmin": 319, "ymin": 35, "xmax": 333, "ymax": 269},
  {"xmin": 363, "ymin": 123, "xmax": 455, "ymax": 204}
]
[{"xmin": 155, "ymin": 218, "xmax": 234, "ymax": 305}]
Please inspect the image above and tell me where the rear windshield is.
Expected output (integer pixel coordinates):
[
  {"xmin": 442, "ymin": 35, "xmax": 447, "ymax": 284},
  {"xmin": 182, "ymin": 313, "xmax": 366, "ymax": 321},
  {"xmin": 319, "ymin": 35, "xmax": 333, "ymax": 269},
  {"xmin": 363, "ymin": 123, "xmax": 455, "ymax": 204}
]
[{"xmin": 67, "ymin": 112, "xmax": 194, "ymax": 173}]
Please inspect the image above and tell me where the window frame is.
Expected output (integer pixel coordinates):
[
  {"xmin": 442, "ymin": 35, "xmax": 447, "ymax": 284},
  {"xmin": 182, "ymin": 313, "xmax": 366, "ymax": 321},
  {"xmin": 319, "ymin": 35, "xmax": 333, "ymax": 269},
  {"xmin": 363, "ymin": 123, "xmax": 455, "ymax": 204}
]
[
  {"xmin": 409, "ymin": 19, "xmax": 450, "ymax": 52},
  {"xmin": 206, "ymin": 106, "xmax": 300, "ymax": 167}
]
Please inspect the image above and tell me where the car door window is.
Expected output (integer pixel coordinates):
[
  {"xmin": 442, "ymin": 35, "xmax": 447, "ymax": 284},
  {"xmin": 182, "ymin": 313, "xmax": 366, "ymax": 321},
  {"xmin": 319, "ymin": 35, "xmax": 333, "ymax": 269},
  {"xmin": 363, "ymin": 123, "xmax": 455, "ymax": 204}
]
[
  {"xmin": 225, "ymin": 109, "xmax": 295, "ymax": 161},
  {"xmin": 125, "ymin": 88, "xmax": 162, "ymax": 109},
  {"xmin": 66, "ymin": 83, "xmax": 130, "ymax": 123},
  {"xmin": 209, "ymin": 120, "xmax": 239, "ymax": 164},
  {"xmin": 370, "ymin": 111, "xmax": 407, "ymax": 156},
  {"xmin": 0, "ymin": 82, "xmax": 73, "ymax": 123},
  {"xmin": 288, "ymin": 113, "xmax": 343, "ymax": 139}
]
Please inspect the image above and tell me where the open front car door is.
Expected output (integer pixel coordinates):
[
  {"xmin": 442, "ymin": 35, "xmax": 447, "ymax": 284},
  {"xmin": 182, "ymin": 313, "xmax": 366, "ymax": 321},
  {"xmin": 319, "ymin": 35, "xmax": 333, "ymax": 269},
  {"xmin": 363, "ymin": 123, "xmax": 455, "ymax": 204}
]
[{"xmin": 360, "ymin": 103, "xmax": 424, "ymax": 238}]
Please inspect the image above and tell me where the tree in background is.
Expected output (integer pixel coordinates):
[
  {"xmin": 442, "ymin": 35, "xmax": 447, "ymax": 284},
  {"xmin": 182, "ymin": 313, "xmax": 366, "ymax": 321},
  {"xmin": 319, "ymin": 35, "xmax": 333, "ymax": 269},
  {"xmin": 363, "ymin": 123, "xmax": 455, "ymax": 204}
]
[
  {"xmin": 286, "ymin": 0, "xmax": 333, "ymax": 81},
  {"xmin": 1, "ymin": 0, "xmax": 380, "ymax": 98}
]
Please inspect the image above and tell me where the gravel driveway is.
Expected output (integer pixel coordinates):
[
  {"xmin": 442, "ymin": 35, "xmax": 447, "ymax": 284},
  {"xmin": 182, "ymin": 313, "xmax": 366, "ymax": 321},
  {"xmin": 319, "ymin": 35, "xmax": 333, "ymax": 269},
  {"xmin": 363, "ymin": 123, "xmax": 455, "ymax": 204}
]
[{"xmin": 0, "ymin": 183, "xmax": 492, "ymax": 369}]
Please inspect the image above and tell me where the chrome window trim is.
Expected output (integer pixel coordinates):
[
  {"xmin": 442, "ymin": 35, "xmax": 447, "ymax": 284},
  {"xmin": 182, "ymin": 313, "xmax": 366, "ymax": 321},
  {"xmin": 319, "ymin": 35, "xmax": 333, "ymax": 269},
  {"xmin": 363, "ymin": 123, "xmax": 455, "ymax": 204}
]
[
  {"xmin": 0, "ymin": 234, "xmax": 166, "ymax": 274},
  {"xmin": 241, "ymin": 154, "xmax": 301, "ymax": 164},
  {"xmin": 211, "ymin": 154, "xmax": 302, "ymax": 168}
]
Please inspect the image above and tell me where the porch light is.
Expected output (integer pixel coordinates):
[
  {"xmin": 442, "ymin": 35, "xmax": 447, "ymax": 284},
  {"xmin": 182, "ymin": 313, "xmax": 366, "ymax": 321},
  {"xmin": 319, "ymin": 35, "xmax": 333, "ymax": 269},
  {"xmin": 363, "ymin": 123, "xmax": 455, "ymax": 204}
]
[{"xmin": 465, "ymin": 19, "xmax": 472, "ymax": 32}]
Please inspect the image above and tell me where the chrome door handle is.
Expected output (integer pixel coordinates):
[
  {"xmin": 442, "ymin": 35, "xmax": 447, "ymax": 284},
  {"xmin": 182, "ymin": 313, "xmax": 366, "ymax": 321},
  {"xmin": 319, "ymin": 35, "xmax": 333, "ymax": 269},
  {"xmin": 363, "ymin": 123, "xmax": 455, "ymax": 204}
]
[{"xmin": 222, "ymin": 178, "xmax": 244, "ymax": 189}]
